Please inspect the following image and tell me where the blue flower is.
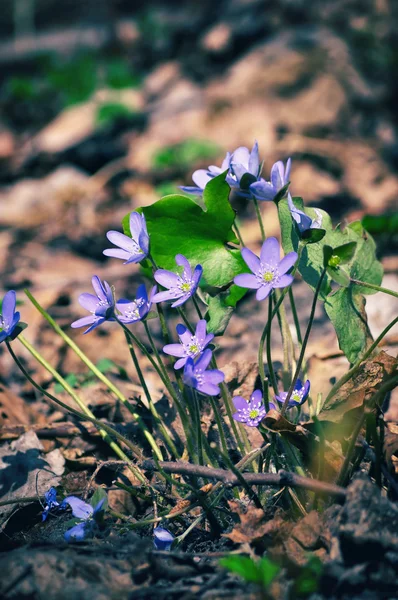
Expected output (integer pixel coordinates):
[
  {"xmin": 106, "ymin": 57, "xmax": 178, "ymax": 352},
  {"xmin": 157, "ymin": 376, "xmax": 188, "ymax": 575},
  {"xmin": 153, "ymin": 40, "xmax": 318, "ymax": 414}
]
[
  {"xmin": 229, "ymin": 142, "xmax": 261, "ymax": 195},
  {"xmin": 62, "ymin": 496, "xmax": 106, "ymax": 543},
  {"xmin": 180, "ymin": 153, "xmax": 232, "ymax": 195},
  {"xmin": 163, "ymin": 319, "xmax": 214, "ymax": 369},
  {"xmin": 234, "ymin": 237, "xmax": 298, "ymax": 301},
  {"xmin": 0, "ymin": 291, "xmax": 21, "ymax": 343},
  {"xmin": 42, "ymin": 487, "xmax": 61, "ymax": 521},
  {"xmin": 153, "ymin": 527, "xmax": 174, "ymax": 551},
  {"xmin": 116, "ymin": 284, "xmax": 157, "ymax": 324},
  {"xmin": 275, "ymin": 379, "xmax": 310, "ymax": 408},
  {"xmin": 183, "ymin": 349, "xmax": 224, "ymax": 396},
  {"xmin": 232, "ymin": 390, "xmax": 274, "ymax": 427},
  {"xmin": 71, "ymin": 276, "xmax": 115, "ymax": 334},
  {"xmin": 287, "ymin": 194, "xmax": 323, "ymax": 234},
  {"xmin": 152, "ymin": 255, "xmax": 203, "ymax": 308},
  {"xmin": 103, "ymin": 212, "xmax": 149, "ymax": 264},
  {"xmin": 249, "ymin": 158, "xmax": 291, "ymax": 202}
]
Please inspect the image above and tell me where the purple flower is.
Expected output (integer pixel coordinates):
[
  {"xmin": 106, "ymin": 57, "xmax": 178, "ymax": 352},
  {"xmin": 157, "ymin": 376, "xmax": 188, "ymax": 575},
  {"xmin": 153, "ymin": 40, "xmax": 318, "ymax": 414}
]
[
  {"xmin": 42, "ymin": 487, "xmax": 61, "ymax": 522},
  {"xmin": 103, "ymin": 212, "xmax": 149, "ymax": 264},
  {"xmin": 163, "ymin": 319, "xmax": 214, "ymax": 369},
  {"xmin": 275, "ymin": 379, "xmax": 310, "ymax": 409},
  {"xmin": 71, "ymin": 276, "xmax": 115, "ymax": 334},
  {"xmin": 287, "ymin": 194, "xmax": 323, "ymax": 234},
  {"xmin": 62, "ymin": 496, "xmax": 106, "ymax": 543},
  {"xmin": 183, "ymin": 349, "xmax": 224, "ymax": 396},
  {"xmin": 152, "ymin": 254, "xmax": 203, "ymax": 308},
  {"xmin": 180, "ymin": 153, "xmax": 232, "ymax": 195},
  {"xmin": 249, "ymin": 158, "xmax": 291, "ymax": 202},
  {"xmin": 153, "ymin": 527, "xmax": 174, "ymax": 551},
  {"xmin": 0, "ymin": 291, "xmax": 21, "ymax": 343},
  {"xmin": 234, "ymin": 237, "xmax": 298, "ymax": 301},
  {"xmin": 116, "ymin": 284, "xmax": 157, "ymax": 324},
  {"xmin": 232, "ymin": 390, "xmax": 274, "ymax": 427},
  {"xmin": 229, "ymin": 142, "xmax": 261, "ymax": 195}
]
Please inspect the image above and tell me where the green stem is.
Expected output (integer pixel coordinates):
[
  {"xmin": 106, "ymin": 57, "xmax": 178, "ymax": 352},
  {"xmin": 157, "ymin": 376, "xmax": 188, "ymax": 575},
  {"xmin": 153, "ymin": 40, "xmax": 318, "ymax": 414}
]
[
  {"xmin": 233, "ymin": 220, "xmax": 244, "ymax": 246},
  {"xmin": 192, "ymin": 295, "xmax": 204, "ymax": 320},
  {"xmin": 336, "ymin": 413, "xmax": 365, "ymax": 486},
  {"xmin": 7, "ymin": 340, "xmax": 148, "ymax": 484},
  {"xmin": 123, "ymin": 330, "xmax": 179, "ymax": 459},
  {"xmin": 208, "ymin": 394, "xmax": 229, "ymax": 455},
  {"xmin": 350, "ymin": 278, "xmax": 398, "ymax": 299},
  {"xmin": 324, "ymin": 315, "xmax": 398, "ymax": 406},
  {"xmin": 193, "ymin": 389, "xmax": 204, "ymax": 465},
  {"xmin": 288, "ymin": 286, "xmax": 303, "ymax": 345},
  {"xmin": 24, "ymin": 289, "xmax": 160, "ymax": 453},
  {"xmin": 156, "ymin": 302, "xmax": 171, "ymax": 345},
  {"xmin": 280, "ymin": 268, "xmax": 326, "ymax": 416},
  {"xmin": 277, "ymin": 296, "xmax": 293, "ymax": 389},
  {"xmin": 252, "ymin": 196, "xmax": 266, "ymax": 241},
  {"xmin": 266, "ymin": 295, "xmax": 279, "ymax": 396}
]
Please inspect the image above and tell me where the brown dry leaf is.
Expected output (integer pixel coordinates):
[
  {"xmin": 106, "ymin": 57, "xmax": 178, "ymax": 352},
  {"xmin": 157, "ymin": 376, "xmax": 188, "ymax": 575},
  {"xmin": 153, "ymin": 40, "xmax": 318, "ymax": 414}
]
[
  {"xmin": 223, "ymin": 500, "xmax": 284, "ymax": 546},
  {"xmin": 384, "ymin": 422, "xmax": 398, "ymax": 475},
  {"xmin": 169, "ymin": 499, "xmax": 191, "ymax": 515},
  {"xmin": 319, "ymin": 351, "xmax": 397, "ymax": 425},
  {"xmin": 0, "ymin": 385, "xmax": 45, "ymax": 428}
]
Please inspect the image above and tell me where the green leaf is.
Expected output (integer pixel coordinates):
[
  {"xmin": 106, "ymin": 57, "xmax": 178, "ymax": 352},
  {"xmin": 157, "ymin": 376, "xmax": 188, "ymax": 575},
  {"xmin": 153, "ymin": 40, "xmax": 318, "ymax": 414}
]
[
  {"xmin": 219, "ymin": 556, "xmax": 262, "ymax": 584},
  {"xmin": 326, "ymin": 266, "xmax": 351, "ymax": 287},
  {"xmin": 273, "ymin": 182, "xmax": 290, "ymax": 204},
  {"xmin": 54, "ymin": 373, "xmax": 78, "ymax": 394},
  {"xmin": 96, "ymin": 102, "xmax": 133, "ymax": 126},
  {"xmin": 124, "ymin": 172, "xmax": 247, "ymax": 288},
  {"xmin": 151, "ymin": 139, "xmax": 221, "ymax": 171},
  {"xmin": 258, "ymin": 558, "xmax": 280, "ymax": 587},
  {"xmin": 96, "ymin": 358, "xmax": 117, "ymax": 374},
  {"xmin": 205, "ymin": 285, "xmax": 246, "ymax": 335},
  {"xmin": 332, "ymin": 241, "xmax": 357, "ymax": 264},
  {"xmin": 279, "ymin": 198, "xmax": 384, "ymax": 362},
  {"xmin": 324, "ymin": 288, "xmax": 371, "ymax": 364},
  {"xmin": 90, "ymin": 487, "xmax": 108, "ymax": 512},
  {"xmin": 301, "ymin": 228, "xmax": 326, "ymax": 244}
]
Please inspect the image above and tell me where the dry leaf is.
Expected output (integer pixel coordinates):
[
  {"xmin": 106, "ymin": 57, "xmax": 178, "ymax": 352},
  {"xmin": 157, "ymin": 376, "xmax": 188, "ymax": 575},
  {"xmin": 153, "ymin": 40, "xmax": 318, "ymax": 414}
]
[
  {"xmin": 319, "ymin": 351, "xmax": 397, "ymax": 425},
  {"xmin": 223, "ymin": 500, "xmax": 284, "ymax": 547}
]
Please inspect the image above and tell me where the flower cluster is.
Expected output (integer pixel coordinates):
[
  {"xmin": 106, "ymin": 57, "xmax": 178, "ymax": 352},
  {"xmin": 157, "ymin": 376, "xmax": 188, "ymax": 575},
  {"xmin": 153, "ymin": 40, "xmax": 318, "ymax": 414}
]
[{"xmin": 232, "ymin": 379, "xmax": 311, "ymax": 429}]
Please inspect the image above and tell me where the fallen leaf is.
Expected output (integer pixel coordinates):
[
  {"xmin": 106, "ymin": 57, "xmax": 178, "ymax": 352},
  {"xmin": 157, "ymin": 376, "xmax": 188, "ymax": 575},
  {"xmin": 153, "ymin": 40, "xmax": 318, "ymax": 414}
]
[
  {"xmin": 384, "ymin": 422, "xmax": 398, "ymax": 475},
  {"xmin": 223, "ymin": 500, "xmax": 284, "ymax": 547}
]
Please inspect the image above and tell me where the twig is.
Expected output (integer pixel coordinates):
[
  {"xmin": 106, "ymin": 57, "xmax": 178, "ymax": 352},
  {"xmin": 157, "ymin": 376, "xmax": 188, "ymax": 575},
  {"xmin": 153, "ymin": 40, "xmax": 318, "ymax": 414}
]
[{"xmin": 142, "ymin": 460, "xmax": 347, "ymax": 499}]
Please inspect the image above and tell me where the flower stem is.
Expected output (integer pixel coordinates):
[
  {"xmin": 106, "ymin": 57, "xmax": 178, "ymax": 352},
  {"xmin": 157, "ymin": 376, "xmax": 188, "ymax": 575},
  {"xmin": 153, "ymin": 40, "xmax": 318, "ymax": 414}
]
[
  {"xmin": 7, "ymin": 339, "xmax": 148, "ymax": 484},
  {"xmin": 192, "ymin": 295, "xmax": 204, "ymax": 320},
  {"xmin": 280, "ymin": 268, "xmax": 326, "ymax": 416},
  {"xmin": 24, "ymin": 289, "xmax": 160, "ymax": 453},
  {"xmin": 288, "ymin": 286, "xmax": 303, "ymax": 345},
  {"xmin": 350, "ymin": 278, "xmax": 398, "ymax": 299},
  {"xmin": 123, "ymin": 330, "xmax": 179, "ymax": 459},
  {"xmin": 252, "ymin": 196, "xmax": 266, "ymax": 241},
  {"xmin": 193, "ymin": 389, "xmax": 204, "ymax": 465},
  {"xmin": 233, "ymin": 220, "xmax": 245, "ymax": 245},
  {"xmin": 266, "ymin": 295, "xmax": 279, "ymax": 396}
]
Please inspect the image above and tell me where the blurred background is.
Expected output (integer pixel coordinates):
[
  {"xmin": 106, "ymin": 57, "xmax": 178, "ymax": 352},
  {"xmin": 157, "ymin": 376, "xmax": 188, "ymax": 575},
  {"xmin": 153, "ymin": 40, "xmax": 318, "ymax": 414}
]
[{"xmin": 0, "ymin": 0, "xmax": 397, "ymax": 385}]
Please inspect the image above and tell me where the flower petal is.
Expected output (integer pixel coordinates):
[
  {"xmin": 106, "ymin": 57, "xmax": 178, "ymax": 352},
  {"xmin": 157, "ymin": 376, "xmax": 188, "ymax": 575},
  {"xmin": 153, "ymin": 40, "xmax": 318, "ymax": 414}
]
[
  {"xmin": 192, "ymin": 169, "xmax": 212, "ymax": 189},
  {"xmin": 195, "ymin": 348, "xmax": 213, "ymax": 371},
  {"xmin": 163, "ymin": 343, "xmax": 186, "ymax": 358},
  {"xmin": 270, "ymin": 161, "xmax": 284, "ymax": 189},
  {"xmin": 103, "ymin": 248, "xmax": 133, "ymax": 261},
  {"xmin": 260, "ymin": 237, "xmax": 280, "ymax": 267},
  {"xmin": 180, "ymin": 185, "xmax": 203, "ymax": 195},
  {"xmin": 248, "ymin": 141, "xmax": 260, "ymax": 176},
  {"xmin": 2, "ymin": 291, "xmax": 16, "ymax": 323},
  {"xmin": 64, "ymin": 522, "xmax": 88, "ymax": 543},
  {"xmin": 234, "ymin": 273, "xmax": 259, "ymax": 289},
  {"xmin": 195, "ymin": 319, "xmax": 207, "ymax": 343},
  {"xmin": 273, "ymin": 274, "xmax": 293, "ymax": 288},
  {"xmin": 241, "ymin": 248, "xmax": 261, "ymax": 273},
  {"xmin": 256, "ymin": 285, "xmax": 272, "ymax": 301},
  {"xmin": 106, "ymin": 231, "xmax": 135, "ymax": 252},
  {"xmin": 78, "ymin": 293, "xmax": 98, "ymax": 312},
  {"xmin": 62, "ymin": 496, "xmax": 93, "ymax": 519},
  {"xmin": 154, "ymin": 269, "xmax": 180, "ymax": 288},
  {"xmin": 175, "ymin": 254, "xmax": 192, "ymax": 279},
  {"xmin": 250, "ymin": 389, "xmax": 263, "ymax": 405},
  {"xmin": 278, "ymin": 252, "xmax": 298, "ymax": 275},
  {"xmin": 129, "ymin": 212, "xmax": 145, "ymax": 240},
  {"xmin": 171, "ymin": 294, "xmax": 190, "ymax": 308},
  {"xmin": 152, "ymin": 289, "xmax": 180, "ymax": 304},
  {"xmin": 192, "ymin": 265, "xmax": 203, "ymax": 287},
  {"xmin": 174, "ymin": 357, "xmax": 187, "ymax": 370},
  {"xmin": 233, "ymin": 396, "xmax": 248, "ymax": 410},
  {"xmin": 250, "ymin": 180, "xmax": 275, "ymax": 201},
  {"xmin": 71, "ymin": 315, "xmax": 96, "ymax": 329}
]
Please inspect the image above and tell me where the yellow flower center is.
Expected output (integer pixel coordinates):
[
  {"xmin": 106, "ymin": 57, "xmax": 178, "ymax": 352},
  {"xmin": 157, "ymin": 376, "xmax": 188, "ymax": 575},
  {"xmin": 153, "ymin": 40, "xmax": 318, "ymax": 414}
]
[
  {"xmin": 180, "ymin": 282, "xmax": 191, "ymax": 292},
  {"xmin": 249, "ymin": 409, "xmax": 259, "ymax": 419},
  {"xmin": 189, "ymin": 344, "xmax": 199, "ymax": 354},
  {"xmin": 263, "ymin": 271, "xmax": 274, "ymax": 282}
]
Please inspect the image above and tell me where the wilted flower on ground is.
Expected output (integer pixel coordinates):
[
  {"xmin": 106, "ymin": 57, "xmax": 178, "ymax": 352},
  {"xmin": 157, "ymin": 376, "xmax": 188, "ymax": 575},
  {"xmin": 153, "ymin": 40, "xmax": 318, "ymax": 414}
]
[
  {"xmin": 183, "ymin": 349, "xmax": 224, "ymax": 396},
  {"xmin": 275, "ymin": 379, "xmax": 310, "ymax": 409},
  {"xmin": 180, "ymin": 153, "xmax": 232, "ymax": 195},
  {"xmin": 152, "ymin": 254, "xmax": 203, "ymax": 308},
  {"xmin": 232, "ymin": 390, "xmax": 273, "ymax": 427},
  {"xmin": 42, "ymin": 487, "xmax": 61, "ymax": 522},
  {"xmin": 0, "ymin": 291, "xmax": 21, "ymax": 343},
  {"xmin": 234, "ymin": 237, "xmax": 298, "ymax": 301},
  {"xmin": 153, "ymin": 527, "xmax": 174, "ymax": 551},
  {"xmin": 163, "ymin": 319, "xmax": 214, "ymax": 369},
  {"xmin": 71, "ymin": 276, "xmax": 115, "ymax": 334},
  {"xmin": 228, "ymin": 142, "xmax": 261, "ymax": 195},
  {"xmin": 62, "ymin": 496, "xmax": 106, "ymax": 543},
  {"xmin": 250, "ymin": 158, "xmax": 291, "ymax": 202},
  {"xmin": 103, "ymin": 212, "xmax": 149, "ymax": 264},
  {"xmin": 116, "ymin": 284, "xmax": 157, "ymax": 324},
  {"xmin": 287, "ymin": 194, "xmax": 323, "ymax": 234}
]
